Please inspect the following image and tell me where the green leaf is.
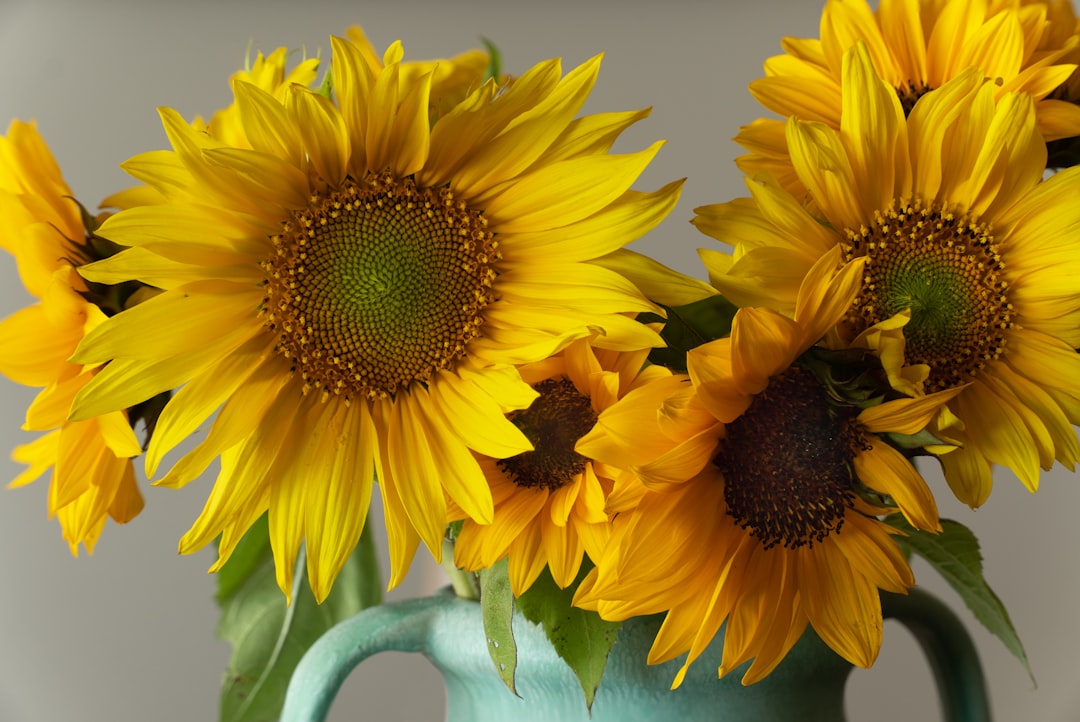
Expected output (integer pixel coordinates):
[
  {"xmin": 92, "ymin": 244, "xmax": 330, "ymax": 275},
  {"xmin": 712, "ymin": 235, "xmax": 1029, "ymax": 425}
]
[
  {"xmin": 217, "ymin": 518, "xmax": 382, "ymax": 722},
  {"xmin": 216, "ymin": 514, "xmax": 273, "ymax": 605},
  {"xmin": 887, "ymin": 514, "xmax": 1033, "ymax": 680},
  {"xmin": 479, "ymin": 558, "xmax": 518, "ymax": 696},
  {"xmin": 516, "ymin": 566, "xmax": 621, "ymax": 711},
  {"xmin": 647, "ymin": 294, "xmax": 738, "ymax": 372}
]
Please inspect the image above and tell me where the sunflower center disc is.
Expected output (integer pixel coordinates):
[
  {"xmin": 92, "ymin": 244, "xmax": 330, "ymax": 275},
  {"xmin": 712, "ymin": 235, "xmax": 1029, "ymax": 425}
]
[
  {"xmin": 498, "ymin": 377, "xmax": 598, "ymax": 492},
  {"xmin": 896, "ymin": 81, "xmax": 932, "ymax": 116},
  {"xmin": 262, "ymin": 171, "xmax": 499, "ymax": 399},
  {"xmin": 714, "ymin": 367, "xmax": 860, "ymax": 550},
  {"xmin": 844, "ymin": 199, "xmax": 1012, "ymax": 392}
]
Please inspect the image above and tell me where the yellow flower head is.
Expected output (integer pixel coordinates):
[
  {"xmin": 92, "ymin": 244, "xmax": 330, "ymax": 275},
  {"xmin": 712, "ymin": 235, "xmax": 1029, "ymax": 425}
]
[
  {"xmin": 739, "ymin": 0, "xmax": 1080, "ymax": 191},
  {"xmin": 69, "ymin": 32, "xmax": 682, "ymax": 601},
  {"xmin": 696, "ymin": 43, "xmax": 1080, "ymax": 507},
  {"xmin": 452, "ymin": 337, "xmax": 670, "ymax": 596},
  {"xmin": 575, "ymin": 250, "xmax": 961, "ymax": 686},
  {"xmin": 0, "ymin": 120, "xmax": 144, "ymax": 555}
]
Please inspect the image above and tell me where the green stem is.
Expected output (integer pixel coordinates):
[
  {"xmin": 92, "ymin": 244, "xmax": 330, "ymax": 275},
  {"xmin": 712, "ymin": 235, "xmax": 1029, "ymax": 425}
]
[{"xmin": 441, "ymin": 538, "xmax": 480, "ymax": 600}]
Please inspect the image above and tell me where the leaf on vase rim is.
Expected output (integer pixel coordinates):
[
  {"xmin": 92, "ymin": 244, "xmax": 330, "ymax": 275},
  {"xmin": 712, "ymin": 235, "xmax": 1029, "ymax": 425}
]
[
  {"xmin": 480, "ymin": 557, "xmax": 519, "ymax": 697},
  {"xmin": 516, "ymin": 565, "xmax": 621, "ymax": 711}
]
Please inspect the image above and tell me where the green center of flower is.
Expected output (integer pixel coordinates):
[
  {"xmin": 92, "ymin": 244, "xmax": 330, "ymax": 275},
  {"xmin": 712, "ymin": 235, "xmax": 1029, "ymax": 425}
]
[
  {"xmin": 714, "ymin": 367, "xmax": 863, "ymax": 550},
  {"xmin": 497, "ymin": 377, "xmax": 597, "ymax": 492},
  {"xmin": 844, "ymin": 199, "xmax": 1012, "ymax": 392},
  {"xmin": 262, "ymin": 171, "xmax": 499, "ymax": 399}
]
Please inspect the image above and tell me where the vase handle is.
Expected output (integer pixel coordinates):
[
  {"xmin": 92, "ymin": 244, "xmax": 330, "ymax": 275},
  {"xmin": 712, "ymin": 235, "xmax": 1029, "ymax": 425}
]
[
  {"xmin": 281, "ymin": 594, "xmax": 454, "ymax": 722},
  {"xmin": 881, "ymin": 588, "xmax": 991, "ymax": 722}
]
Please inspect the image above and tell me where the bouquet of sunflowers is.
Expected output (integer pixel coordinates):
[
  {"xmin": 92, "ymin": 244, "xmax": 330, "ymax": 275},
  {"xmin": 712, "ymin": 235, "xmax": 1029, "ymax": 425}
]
[{"xmin": 3, "ymin": 1, "xmax": 1079, "ymax": 720}]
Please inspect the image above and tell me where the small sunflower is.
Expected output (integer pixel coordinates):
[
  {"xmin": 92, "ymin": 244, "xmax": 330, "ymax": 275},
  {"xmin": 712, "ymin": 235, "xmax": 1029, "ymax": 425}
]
[
  {"xmin": 196, "ymin": 47, "xmax": 321, "ymax": 148},
  {"xmin": 199, "ymin": 27, "xmax": 491, "ymax": 148},
  {"xmin": 0, "ymin": 120, "xmax": 145, "ymax": 554},
  {"xmin": 696, "ymin": 43, "xmax": 1080, "ymax": 507},
  {"xmin": 575, "ymin": 250, "xmax": 961, "ymax": 686},
  {"xmin": 451, "ymin": 337, "xmax": 669, "ymax": 596},
  {"xmin": 738, "ymin": 0, "xmax": 1080, "ymax": 192},
  {"xmin": 69, "ymin": 34, "xmax": 681, "ymax": 600}
]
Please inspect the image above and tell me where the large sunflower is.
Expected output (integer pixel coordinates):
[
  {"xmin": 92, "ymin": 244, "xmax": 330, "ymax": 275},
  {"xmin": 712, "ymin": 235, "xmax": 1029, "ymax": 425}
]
[
  {"xmin": 738, "ymin": 0, "xmax": 1080, "ymax": 193},
  {"xmin": 695, "ymin": 43, "xmax": 1080, "ymax": 507},
  {"xmin": 451, "ymin": 337, "xmax": 669, "ymax": 596},
  {"xmin": 68, "ymin": 34, "xmax": 681, "ymax": 600},
  {"xmin": 574, "ymin": 250, "xmax": 961, "ymax": 686},
  {"xmin": 0, "ymin": 120, "xmax": 144, "ymax": 554}
]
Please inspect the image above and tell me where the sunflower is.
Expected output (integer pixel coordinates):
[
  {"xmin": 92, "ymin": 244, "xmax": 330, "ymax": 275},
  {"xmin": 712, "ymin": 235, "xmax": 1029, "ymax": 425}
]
[
  {"xmin": 738, "ymin": 0, "xmax": 1080, "ymax": 193},
  {"xmin": 451, "ymin": 337, "xmax": 669, "ymax": 596},
  {"xmin": 68, "ymin": 34, "xmax": 681, "ymax": 600},
  {"xmin": 0, "ymin": 120, "xmax": 145, "ymax": 554},
  {"xmin": 696, "ymin": 43, "xmax": 1080, "ymax": 507},
  {"xmin": 574, "ymin": 249, "xmax": 962, "ymax": 686}
]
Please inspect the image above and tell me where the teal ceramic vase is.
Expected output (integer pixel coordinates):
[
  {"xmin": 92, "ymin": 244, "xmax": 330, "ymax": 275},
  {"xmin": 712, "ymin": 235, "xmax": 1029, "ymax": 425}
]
[{"xmin": 281, "ymin": 587, "xmax": 989, "ymax": 722}]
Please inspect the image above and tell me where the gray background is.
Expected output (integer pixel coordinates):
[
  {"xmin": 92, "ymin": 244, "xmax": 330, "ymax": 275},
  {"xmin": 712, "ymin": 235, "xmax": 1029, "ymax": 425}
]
[{"xmin": 0, "ymin": 1, "xmax": 1078, "ymax": 720}]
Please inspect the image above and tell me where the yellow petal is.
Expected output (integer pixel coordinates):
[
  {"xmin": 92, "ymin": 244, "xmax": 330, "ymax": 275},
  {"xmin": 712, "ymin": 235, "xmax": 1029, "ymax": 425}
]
[
  {"xmin": 303, "ymin": 401, "xmax": 376, "ymax": 602},
  {"xmin": 202, "ymin": 147, "xmax": 309, "ymax": 210},
  {"xmin": 384, "ymin": 392, "xmax": 448, "ymax": 557},
  {"xmin": 853, "ymin": 440, "xmax": 940, "ymax": 532},
  {"xmin": 147, "ymin": 334, "xmax": 274, "ymax": 476},
  {"xmin": 857, "ymin": 385, "xmax": 964, "ymax": 435},
  {"xmin": 798, "ymin": 542, "xmax": 882, "ymax": 668},
  {"xmin": 288, "ymin": 87, "xmax": 350, "ymax": 188},
  {"xmin": 938, "ymin": 446, "xmax": 994, "ymax": 508},
  {"xmin": 69, "ymin": 318, "xmax": 257, "ymax": 422},
  {"xmin": 0, "ymin": 302, "xmax": 79, "ymax": 386},
  {"xmin": 70, "ymin": 282, "xmax": 261, "ymax": 364},
  {"xmin": 427, "ymin": 369, "xmax": 533, "ymax": 458},
  {"xmin": 591, "ymin": 248, "xmax": 714, "ymax": 307},
  {"xmin": 538, "ymin": 107, "xmax": 651, "ymax": 165},
  {"xmin": 234, "ymin": 81, "xmax": 304, "ymax": 169},
  {"xmin": 480, "ymin": 142, "xmax": 663, "ymax": 234},
  {"xmin": 505, "ymin": 179, "xmax": 684, "ymax": 265},
  {"xmin": 9, "ymin": 431, "xmax": 59, "ymax": 489},
  {"xmin": 730, "ymin": 308, "xmax": 800, "ymax": 393},
  {"xmin": 419, "ymin": 391, "xmax": 493, "ymax": 526},
  {"xmin": 453, "ymin": 56, "xmax": 602, "ymax": 198}
]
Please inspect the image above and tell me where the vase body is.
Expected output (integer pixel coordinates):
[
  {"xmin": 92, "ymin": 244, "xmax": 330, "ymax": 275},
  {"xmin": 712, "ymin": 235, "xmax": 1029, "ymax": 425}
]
[
  {"xmin": 282, "ymin": 589, "xmax": 989, "ymax": 722},
  {"xmin": 429, "ymin": 595, "xmax": 850, "ymax": 722}
]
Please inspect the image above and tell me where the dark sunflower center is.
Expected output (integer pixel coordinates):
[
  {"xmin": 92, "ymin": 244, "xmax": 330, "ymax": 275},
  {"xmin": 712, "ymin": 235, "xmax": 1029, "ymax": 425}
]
[
  {"xmin": 843, "ymin": 199, "xmax": 1012, "ymax": 393},
  {"xmin": 261, "ymin": 171, "xmax": 499, "ymax": 399},
  {"xmin": 714, "ymin": 367, "xmax": 862, "ymax": 550},
  {"xmin": 896, "ymin": 81, "xmax": 933, "ymax": 117},
  {"xmin": 497, "ymin": 377, "xmax": 598, "ymax": 492}
]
